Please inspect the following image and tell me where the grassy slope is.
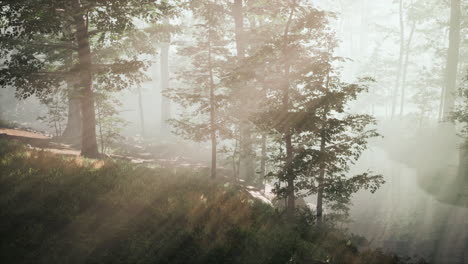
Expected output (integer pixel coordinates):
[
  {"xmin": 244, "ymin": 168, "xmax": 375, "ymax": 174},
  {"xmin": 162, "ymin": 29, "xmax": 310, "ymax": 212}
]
[{"xmin": 0, "ymin": 139, "xmax": 424, "ymax": 264}]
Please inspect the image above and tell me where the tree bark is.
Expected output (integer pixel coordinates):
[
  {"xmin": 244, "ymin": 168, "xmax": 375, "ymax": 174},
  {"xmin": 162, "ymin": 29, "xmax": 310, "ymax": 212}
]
[
  {"xmin": 260, "ymin": 133, "xmax": 267, "ymax": 185},
  {"xmin": 61, "ymin": 94, "xmax": 82, "ymax": 144},
  {"xmin": 96, "ymin": 100, "xmax": 105, "ymax": 154},
  {"xmin": 137, "ymin": 85, "xmax": 145, "ymax": 137},
  {"xmin": 442, "ymin": 0, "xmax": 461, "ymax": 120},
  {"xmin": 391, "ymin": 0, "xmax": 405, "ymax": 120},
  {"xmin": 72, "ymin": 0, "xmax": 99, "ymax": 158},
  {"xmin": 458, "ymin": 142, "xmax": 468, "ymax": 177},
  {"xmin": 233, "ymin": 0, "xmax": 255, "ymax": 183},
  {"xmin": 208, "ymin": 28, "xmax": 217, "ymax": 179},
  {"xmin": 61, "ymin": 48, "xmax": 81, "ymax": 144},
  {"xmin": 283, "ymin": 4, "xmax": 296, "ymax": 220},
  {"xmin": 233, "ymin": 132, "xmax": 240, "ymax": 179},
  {"xmin": 233, "ymin": 0, "xmax": 246, "ymax": 60},
  {"xmin": 316, "ymin": 71, "xmax": 331, "ymax": 223},
  {"xmin": 285, "ymin": 132, "xmax": 295, "ymax": 218},
  {"xmin": 316, "ymin": 127, "xmax": 327, "ymax": 223}
]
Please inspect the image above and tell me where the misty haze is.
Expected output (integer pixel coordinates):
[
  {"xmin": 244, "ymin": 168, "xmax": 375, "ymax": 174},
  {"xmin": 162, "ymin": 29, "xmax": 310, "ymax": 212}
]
[{"xmin": 0, "ymin": 0, "xmax": 467, "ymax": 263}]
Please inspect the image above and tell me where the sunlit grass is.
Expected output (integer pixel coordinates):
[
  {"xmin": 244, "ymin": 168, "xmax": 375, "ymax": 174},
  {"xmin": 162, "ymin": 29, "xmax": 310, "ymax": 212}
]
[{"xmin": 0, "ymin": 139, "xmax": 425, "ymax": 264}]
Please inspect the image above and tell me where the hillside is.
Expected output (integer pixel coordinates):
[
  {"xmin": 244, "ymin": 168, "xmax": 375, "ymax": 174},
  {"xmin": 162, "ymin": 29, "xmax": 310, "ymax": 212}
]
[{"xmin": 0, "ymin": 138, "xmax": 426, "ymax": 264}]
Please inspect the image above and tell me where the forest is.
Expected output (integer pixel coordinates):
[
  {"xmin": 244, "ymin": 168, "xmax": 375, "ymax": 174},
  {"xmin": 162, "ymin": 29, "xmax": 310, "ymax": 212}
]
[{"xmin": 0, "ymin": 0, "xmax": 467, "ymax": 263}]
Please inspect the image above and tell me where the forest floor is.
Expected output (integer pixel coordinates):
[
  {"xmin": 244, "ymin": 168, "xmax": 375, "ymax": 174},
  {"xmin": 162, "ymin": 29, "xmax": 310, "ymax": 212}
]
[
  {"xmin": 0, "ymin": 127, "xmax": 206, "ymax": 168},
  {"xmin": 0, "ymin": 126, "xmax": 272, "ymax": 204},
  {"xmin": 0, "ymin": 127, "xmax": 80, "ymax": 156},
  {"xmin": 0, "ymin": 135, "xmax": 419, "ymax": 264}
]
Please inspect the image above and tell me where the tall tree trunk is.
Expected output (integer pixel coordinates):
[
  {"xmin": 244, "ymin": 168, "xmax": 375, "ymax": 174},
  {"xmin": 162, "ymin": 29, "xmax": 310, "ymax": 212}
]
[
  {"xmin": 442, "ymin": 0, "xmax": 464, "ymax": 177},
  {"xmin": 337, "ymin": 0, "xmax": 346, "ymax": 57},
  {"xmin": 438, "ymin": 88, "xmax": 445, "ymax": 121},
  {"xmin": 137, "ymin": 85, "xmax": 145, "ymax": 137},
  {"xmin": 208, "ymin": 29, "xmax": 217, "ymax": 179},
  {"xmin": 61, "ymin": 95, "xmax": 82, "ymax": 144},
  {"xmin": 442, "ymin": 0, "xmax": 461, "ymax": 120},
  {"xmin": 316, "ymin": 126, "xmax": 327, "ymax": 223},
  {"xmin": 233, "ymin": 132, "xmax": 240, "ymax": 180},
  {"xmin": 316, "ymin": 71, "xmax": 331, "ymax": 223},
  {"xmin": 61, "ymin": 51, "xmax": 81, "ymax": 144},
  {"xmin": 259, "ymin": 66, "xmax": 268, "ymax": 189},
  {"xmin": 96, "ymin": 101, "xmax": 104, "ymax": 154},
  {"xmin": 391, "ymin": 0, "xmax": 405, "ymax": 120},
  {"xmin": 399, "ymin": 21, "xmax": 416, "ymax": 118},
  {"xmin": 359, "ymin": 0, "xmax": 369, "ymax": 58},
  {"xmin": 458, "ymin": 141, "xmax": 468, "ymax": 177},
  {"xmin": 283, "ymin": 5, "xmax": 296, "ymax": 220},
  {"xmin": 285, "ymin": 132, "xmax": 295, "ymax": 218},
  {"xmin": 240, "ymin": 126, "xmax": 254, "ymax": 182},
  {"xmin": 260, "ymin": 133, "xmax": 267, "ymax": 187},
  {"xmin": 72, "ymin": 0, "xmax": 99, "ymax": 158},
  {"xmin": 233, "ymin": 0, "xmax": 255, "ymax": 183},
  {"xmin": 160, "ymin": 42, "xmax": 171, "ymax": 137}
]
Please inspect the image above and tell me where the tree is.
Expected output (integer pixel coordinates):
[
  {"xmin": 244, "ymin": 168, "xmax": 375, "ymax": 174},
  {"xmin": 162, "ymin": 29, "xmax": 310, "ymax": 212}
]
[
  {"xmin": 61, "ymin": 92, "xmax": 82, "ymax": 144},
  {"xmin": 166, "ymin": 0, "xmax": 229, "ymax": 179},
  {"xmin": 0, "ymin": 0, "xmax": 173, "ymax": 157},
  {"xmin": 258, "ymin": 57, "xmax": 384, "ymax": 223},
  {"xmin": 308, "ymin": 76, "xmax": 383, "ymax": 223},
  {"xmin": 95, "ymin": 90, "xmax": 128, "ymax": 154},
  {"xmin": 450, "ymin": 72, "xmax": 468, "ymax": 177},
  {"xmin": 441, "ymin": 0, "xmax": 462, "ymax": 121},
  {"xmin": 232, "ymin": 0, "xmax": 256, "ymax": 183},
  {"xmin": 399, "ymin": 17, "xmax": 416, "ymax": 118},
  {"xmin": 242, "ymin": 0, "xmax": 330, "ymax": 219},
  {"xmin": 60, "ymin": 51, "xmax": 82, "ymax": 144},
  {"xmin": 159, "ymin": 17, "xmax": 173, "ymax": 138},
  {"xmin": 37, "ymin": 87, "xmax": 68, "ymax": 137},
  {"xmin": 160, "ymin": 41, "xmax": 171, "ymax": 137},
  {"xmin": 136, "ymin": 85, "xmax": 146, "ymax": 137},
  {"xmin": 391, "ymin": 0, "xmax": 405, "ymax": 120},
  {"xmin": 412, "ymin": 67, "xmax": 440, "ymax": 127},
  {"xmin": 233, "ymin": 0, "xmax": 384, "ymax": 222}
]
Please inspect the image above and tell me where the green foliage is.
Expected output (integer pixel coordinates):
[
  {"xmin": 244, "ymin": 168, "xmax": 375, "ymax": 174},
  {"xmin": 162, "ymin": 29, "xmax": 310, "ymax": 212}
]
[
  {"xmin": 95, "ymin": 91, "xmax": 128, "ymax": 154},
  {"xmin": 0, "ymin": 0, "xmax": 176, "ymax": 148},
  {"xmin": 230, "ymin": 0, "xmax": 384, "ymax": 218},
  {"xmin": 37, "ymin": 88, "xmax": 67, "ymax": 137},
  {"xmin": 264, "ymin": 76, "xmax": 384, "ymax": 218},
  {"xmin": 165, "ymin": 0, "xmax": 231, "ymax": 143},
  {"xmin": 0, "ymin": 139, "xmax": 425, "ymax": 264},
  {"xmin": 0, "ymin": 118, "xmax": 14, "ymax": 129},
  {"xmin": 0, "ymin": 0, "xmax": 178, "ymax": 157},
  {"xmin": 451, "ymin": 71, "xmax": 468, "ymax": 137}
]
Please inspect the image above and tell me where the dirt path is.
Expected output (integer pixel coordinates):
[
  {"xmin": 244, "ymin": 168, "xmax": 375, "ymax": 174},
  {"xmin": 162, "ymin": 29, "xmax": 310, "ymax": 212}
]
[
  {"xmin": 0, "ymin": 128, "xmax": 81, "ymax": 156},
  {"xmin": 0, "ymin": 127, "xmax": 207, "ymax": 168},
  {"xmin": 0, "ymin": 127, "xmax": 273, "ymax": 205}
]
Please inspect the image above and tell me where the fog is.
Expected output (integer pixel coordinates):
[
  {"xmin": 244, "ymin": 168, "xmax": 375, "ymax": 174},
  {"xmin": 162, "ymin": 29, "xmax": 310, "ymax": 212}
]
[{"xmin": 0, "ymin": 0, "xmax": 467, "ymax": 263}]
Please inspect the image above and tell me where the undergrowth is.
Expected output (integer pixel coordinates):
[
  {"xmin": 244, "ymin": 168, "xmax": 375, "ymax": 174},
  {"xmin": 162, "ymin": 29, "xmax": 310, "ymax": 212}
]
[{"xmin": 0, "ymin": 139, "xmax": 426, "ymax": 264}]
